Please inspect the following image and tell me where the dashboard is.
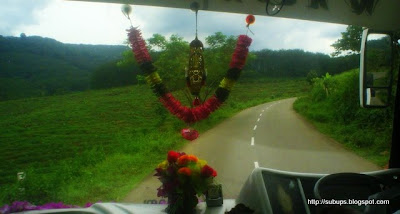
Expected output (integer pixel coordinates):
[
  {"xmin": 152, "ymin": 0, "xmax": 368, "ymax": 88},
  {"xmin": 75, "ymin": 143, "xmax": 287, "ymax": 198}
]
[
  {"xmin": 18, "ymin": 167, "xmax": 400, "ymax": 214},
  {"xmin": 236, "ymin": 167, "xmax": 400, "ymax": 214}
]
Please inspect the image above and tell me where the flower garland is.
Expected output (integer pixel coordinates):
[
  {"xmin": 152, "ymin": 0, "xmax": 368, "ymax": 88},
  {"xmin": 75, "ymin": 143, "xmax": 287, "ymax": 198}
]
[{"xmin": 127, "ymin": 27, "xmax": 252, "ymax": 124}]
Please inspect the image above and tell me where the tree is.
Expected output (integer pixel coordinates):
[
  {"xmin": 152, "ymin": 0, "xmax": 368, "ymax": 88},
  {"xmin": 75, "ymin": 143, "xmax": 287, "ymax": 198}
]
[
  {"xmin": 148, "ymin": 33, "xmax": 167, "ymax": 51},
  {"xmin": 204, "ymin": 32, "xmax": 237, "ymax": 82},
  {"xmin": 152, "ymin": 34, "xmax": 189, "ymax": 90},
  {"xmin": 90, "ymin": 60, "xmax": 140, "ymax": 89},
  {"xmin": 20, "ymin": 33, "xmax": 27, "ymax": 39},
  {"xmin": 331, "ymin": 25, "xmax": 363, "ymax": 57}
]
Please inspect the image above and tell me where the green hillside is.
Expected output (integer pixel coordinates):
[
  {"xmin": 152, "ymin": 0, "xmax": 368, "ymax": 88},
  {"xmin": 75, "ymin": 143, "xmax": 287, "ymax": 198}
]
[
  {"xmin": 0, "ymin": 78, "xmax": 309, "ymax": 205},
  {"xmin": 0, "ymin": 34, "xmax": 359, "ymax": 102},
  {"xmin": 0, "ymin": 35, "xmax": 128, "ymax": 101}
]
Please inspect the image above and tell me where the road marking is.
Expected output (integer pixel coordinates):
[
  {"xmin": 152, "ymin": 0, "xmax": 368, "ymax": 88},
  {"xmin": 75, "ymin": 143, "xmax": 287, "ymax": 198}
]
[
  {"xmin": 259, "ymin": 113, "xmax": 262, "ymax": 117},
  {"xmin": 257, "ymin": 118, "xmax": 260, "ymax": 122},
  {"xmin": 262, "ymin": 110, "xmax": 264, "ymax": 112},
  {"xmin": 253, "ymin": 125, "xmax": 257, "ymax": 130},
  {"xmin": 254, "ymin": 162, "xmax": 259, "ymax": 168},
  {"xmin": 251, "ymin": 137, "xmax": 254, "ymax": 146}
]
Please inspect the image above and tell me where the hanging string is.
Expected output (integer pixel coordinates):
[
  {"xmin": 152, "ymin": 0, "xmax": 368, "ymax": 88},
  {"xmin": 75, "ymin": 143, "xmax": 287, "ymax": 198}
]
[
  {"xmin": 190, "ymin": 2, "xmax": 200, "ymax": 38},
  {"xmin": 195, "ymin": 10, "xmax": 198, "ymax": 38},
  {"xmin": 246, "ymin": 26, "xmax": 254, "ymax": 36},
  {"xmin": 122, "ymin": 4, "xmax": 133, "ymax": 27}
]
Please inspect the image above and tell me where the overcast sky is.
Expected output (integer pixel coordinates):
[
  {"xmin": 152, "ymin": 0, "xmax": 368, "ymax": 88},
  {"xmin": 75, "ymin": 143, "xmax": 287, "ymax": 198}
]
[{"xmin": 0, "ymin": 0, "xmax": 348, "ymax": 55}]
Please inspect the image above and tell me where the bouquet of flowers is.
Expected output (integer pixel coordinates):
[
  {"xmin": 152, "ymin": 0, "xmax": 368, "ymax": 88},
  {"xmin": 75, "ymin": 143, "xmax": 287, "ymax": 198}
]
[{"xmin": 154, "ymin": 151, "xmax": 217, "ymax": 214}]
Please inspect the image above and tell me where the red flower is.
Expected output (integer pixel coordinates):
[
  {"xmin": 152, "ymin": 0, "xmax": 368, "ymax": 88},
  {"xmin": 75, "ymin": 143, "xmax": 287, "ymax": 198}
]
[
  {"xmin": 167, "ymin": 151, "xmax": 180, "ymax": 163},
  {"xmin": 201, "ymin": 165, "xmax": 217, "ymax": 177},
  {"xmin": 178, "ymin": 167, "xmax": 192, "ymax": 176}
]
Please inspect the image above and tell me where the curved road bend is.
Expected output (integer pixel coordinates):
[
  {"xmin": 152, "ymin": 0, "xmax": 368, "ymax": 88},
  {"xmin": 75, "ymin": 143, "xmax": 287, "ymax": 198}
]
[{"xmin": 123, "ymin": 97, "xmax": 380, "ymax": 202}]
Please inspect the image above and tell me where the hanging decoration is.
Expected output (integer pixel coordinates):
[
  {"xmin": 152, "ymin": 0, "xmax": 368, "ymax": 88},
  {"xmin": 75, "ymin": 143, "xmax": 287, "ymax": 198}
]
[
  {"xmin": 245, "ymin": 14, "xmax": 255, "ymax": 35},
  {"xmin": 246, "ymin": 14, "xmax": 255, "ymax": 26},
  {"xmin": 123, "ymin": 4, "xmax": 253, "ymax": 140},
  {"xmin": 128, "ymin": 28, "xmax": 252, "ymax": 124},
  {"xmin": 181, "ymin": 128, "xmax": 199, "ymax": 141},
  {"xmin": 186, "ymin": 2, "xmax": 206, "ymax": 107}
]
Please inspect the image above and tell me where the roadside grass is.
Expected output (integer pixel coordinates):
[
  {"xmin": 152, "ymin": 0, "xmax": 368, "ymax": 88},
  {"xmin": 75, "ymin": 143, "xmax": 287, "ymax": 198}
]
[
  {"xmin": 0, "ymin": 78, "xmax": 309, "ymax": 206},
  {"xmin": 293, "ymin": 70, "xmax": 393, "ymax": 167}
]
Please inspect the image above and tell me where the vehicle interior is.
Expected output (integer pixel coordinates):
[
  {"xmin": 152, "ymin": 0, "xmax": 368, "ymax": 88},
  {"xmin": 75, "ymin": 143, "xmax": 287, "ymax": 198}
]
[{"xmin": 2, "ymin": 0, "xmax": 400, "ymax": 213}]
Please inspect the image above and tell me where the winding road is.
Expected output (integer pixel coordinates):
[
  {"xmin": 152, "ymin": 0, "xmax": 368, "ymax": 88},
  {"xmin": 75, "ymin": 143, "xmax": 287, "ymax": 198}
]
[{"xmin": 123, "ymin": 98, "xmax": 380, "ymax": 202}]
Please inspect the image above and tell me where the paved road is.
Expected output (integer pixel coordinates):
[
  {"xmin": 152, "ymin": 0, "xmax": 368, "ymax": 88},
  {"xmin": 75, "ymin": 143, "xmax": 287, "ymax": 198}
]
[{"xmin": 123, "ymin": 98, "xmax": 381, "ymax": 203}]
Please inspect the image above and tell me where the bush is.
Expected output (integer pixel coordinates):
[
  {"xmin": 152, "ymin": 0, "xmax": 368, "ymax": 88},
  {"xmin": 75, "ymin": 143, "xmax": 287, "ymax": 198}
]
[
  {"xmin": 293, "ymin": 69, "xmax": 394, "ymax": 166},
  {"xmin": 306, "ymin": 70, "xmax": 318, "ymax": 85}
]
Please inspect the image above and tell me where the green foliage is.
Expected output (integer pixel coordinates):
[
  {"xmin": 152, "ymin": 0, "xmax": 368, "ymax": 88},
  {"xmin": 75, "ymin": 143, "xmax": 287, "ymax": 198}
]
[
  {"xmin": 306, "ymin": 70, "xmax": 318, "ymax": 85},
  {"xmin": 249, "ymin": 49, "xmax": 359, "ymax": 78},
  {"xmin": 90, "ymin": 57, "xmax": 141, "ymax": 89},
  {"xmin": 204, "ymin": 32, "xmax": 239, "ymax": 82},
  {"xmin": 136, "ymin": 75, "xmax": 146, "ymax": 85},
  {"xmin": 294, "ymin": 69, "xmax": 394, "ymax": 166},
  {"xmin": 0, "ymin": 78, "xmax": 308, "ymax": 206},
  {"xmin": 147, "ymin": 33, "xmax": 167, "ymax": 50},
  {"xmin": 154, "ymin": 35, "xmax": 189, "ymax": 90},
  {"xmin": 331, "ymin": 25, "xmax": 363, "ymax": 56},
  {"xmin": 0, "ymin": 35, "xmax": 128, "ymax": 101},
  {"xmin": 365, "ymin": 36, "xmax": 392, "ymax": 76}
]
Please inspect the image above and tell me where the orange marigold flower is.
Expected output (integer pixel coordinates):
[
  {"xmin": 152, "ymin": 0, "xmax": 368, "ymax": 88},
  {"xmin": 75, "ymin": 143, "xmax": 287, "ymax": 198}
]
[
  {"xmin": 178, "ymin": 154, "xmax": 198, "ymax": 165},
  {"xmin": 177, "ymin": 155, "xmax": 190, "ymax": 166},
  {"xmin": 187, "ymin": 155, "xmax": 198, "ymax": 163},
  {"xmin": 178, "ymin": 167, "xmax": 192, "ymax": 176}
]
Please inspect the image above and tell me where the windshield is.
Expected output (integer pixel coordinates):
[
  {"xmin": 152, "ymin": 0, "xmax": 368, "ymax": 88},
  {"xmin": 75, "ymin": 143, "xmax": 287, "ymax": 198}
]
[{"xmin": 0, "ymin": 0, "xmax": 394, "ymax": 210}]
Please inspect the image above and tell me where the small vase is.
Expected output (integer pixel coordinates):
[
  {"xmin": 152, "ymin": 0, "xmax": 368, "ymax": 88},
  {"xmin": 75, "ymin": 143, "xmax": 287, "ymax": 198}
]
[{"xmin": 166, "ymin": 190, "xmax": 198, "ymax": 214}]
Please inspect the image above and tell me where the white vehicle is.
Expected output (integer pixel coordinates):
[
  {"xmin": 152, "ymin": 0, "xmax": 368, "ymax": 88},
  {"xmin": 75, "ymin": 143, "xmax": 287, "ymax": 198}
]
[{"xmin": 11, "ymin": 0, "xmax": 400, "ymax": 213}]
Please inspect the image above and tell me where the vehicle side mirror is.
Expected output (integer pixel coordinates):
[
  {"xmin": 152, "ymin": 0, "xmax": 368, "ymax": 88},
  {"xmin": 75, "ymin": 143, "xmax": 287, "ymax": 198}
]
[{"xmin": 360, "ymin": 29, "xmax": 394, "ymax": 108}]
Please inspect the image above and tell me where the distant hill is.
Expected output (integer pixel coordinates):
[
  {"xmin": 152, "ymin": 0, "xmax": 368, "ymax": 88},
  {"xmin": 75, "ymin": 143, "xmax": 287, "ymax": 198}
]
[
  {"xmin": 0, "ymin": 35, "xmax": 128, "ymax": 101},
  {"xmin": 249, "ymin": 49, "xmax": 359, "ymax": 78},
  {"xmin": 0, "ymin": 34, "xmax": 360, "ymax": 101}
]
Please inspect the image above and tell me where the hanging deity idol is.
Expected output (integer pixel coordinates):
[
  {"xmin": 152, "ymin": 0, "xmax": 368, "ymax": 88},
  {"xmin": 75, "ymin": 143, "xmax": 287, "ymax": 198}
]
[
  {"xmin": 186, "ymin": 37, "xmax": 206, "ymax": 104},
  {"xmin": 186, "ymin": 2, "xmax": 206, "ymax": 106}
]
